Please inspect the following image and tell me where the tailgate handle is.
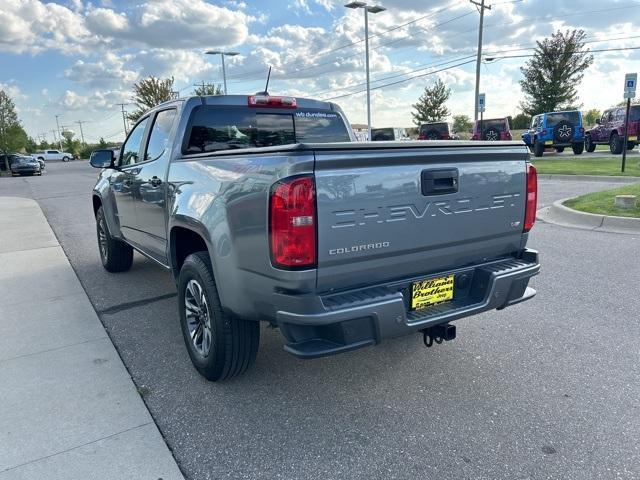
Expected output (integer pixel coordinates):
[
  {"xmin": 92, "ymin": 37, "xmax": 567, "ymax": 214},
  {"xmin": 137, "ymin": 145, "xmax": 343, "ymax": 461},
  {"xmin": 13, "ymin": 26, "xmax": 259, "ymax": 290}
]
[{"xmin": 421, "ymin": 168, "xmax": 458, "ymax": 196}]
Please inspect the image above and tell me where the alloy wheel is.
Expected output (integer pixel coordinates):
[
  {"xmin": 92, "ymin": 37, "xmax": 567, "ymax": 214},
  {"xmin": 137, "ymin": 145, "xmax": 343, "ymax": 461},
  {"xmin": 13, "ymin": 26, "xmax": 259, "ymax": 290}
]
[{"xmin": 184, "ymin": 279, "xmax": 212, "ymax": 357}]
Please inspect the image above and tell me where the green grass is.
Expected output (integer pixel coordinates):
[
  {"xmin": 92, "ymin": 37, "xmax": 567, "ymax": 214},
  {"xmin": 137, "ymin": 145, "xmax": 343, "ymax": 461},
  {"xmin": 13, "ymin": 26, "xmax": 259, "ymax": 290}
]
[
  {"xmin": 533, "ymin": 156, "xmax": 640, "ymax": 176},
  {"xmin": 564, "ymin": 184, "xmax": 640, "ymax": 218}
]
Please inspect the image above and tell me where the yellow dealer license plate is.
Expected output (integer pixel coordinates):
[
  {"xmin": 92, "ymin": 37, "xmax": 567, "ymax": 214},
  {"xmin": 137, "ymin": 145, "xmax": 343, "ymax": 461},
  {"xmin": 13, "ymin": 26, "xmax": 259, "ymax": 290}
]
[
  {"xmin": 544, "ymin": 140, "xmax": 553, "ymax": 145},
  {"xmin": 411, "ymin": 275, "xmax": 454, "ymax": 310},
  {"xmin": 629, "ymin": 136, "xmax": 637, "ymax": 141}
]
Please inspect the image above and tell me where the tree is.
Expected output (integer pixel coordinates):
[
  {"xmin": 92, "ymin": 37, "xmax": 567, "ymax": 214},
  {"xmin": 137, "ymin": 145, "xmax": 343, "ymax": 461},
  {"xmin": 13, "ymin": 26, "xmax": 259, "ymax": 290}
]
[
  {"xmin": 411, "ymin": 79, "xmax": 451, "ymax": 125},
  {"xmin": 193, "ymin": 83, "xmax": 223, "ymax": 96},
  {"xmin": 0, "ymin": 90, "xmax": 24, "ymax": 171},
  {"xmin": 61, "ymin": 130, "xmax": 80, "ymax": 154},
  {"xmin": 129, "ymin": 76, "xmax": 174, "ymax": 122},
  {"xmin": 511, "ymin": 113, "xmax": 531, "ymax": 129},
  {"xmin": 584, "ymin": 108, "xmax": 601, "ymax": 126},
  {"xmin": 520, "ymin": 29, "xmax": 594, "ymax": 116},
  {"xmin": 452, "ymin": 114, "xmax": 473, "ymax": 133},
  {"xmin": 25, "ymin": 136, "xmax": 37, "ymax": 153}
]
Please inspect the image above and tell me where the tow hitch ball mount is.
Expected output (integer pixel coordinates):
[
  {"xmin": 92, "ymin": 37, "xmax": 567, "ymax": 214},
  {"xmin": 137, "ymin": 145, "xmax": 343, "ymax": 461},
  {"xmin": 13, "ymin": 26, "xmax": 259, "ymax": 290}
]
[{"xmin": 421, "ymin": 324, "xmax": 456, "ymax": 348}]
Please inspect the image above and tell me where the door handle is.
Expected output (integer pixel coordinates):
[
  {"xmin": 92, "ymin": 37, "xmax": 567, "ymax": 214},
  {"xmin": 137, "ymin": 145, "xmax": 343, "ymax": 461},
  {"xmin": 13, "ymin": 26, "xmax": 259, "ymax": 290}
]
[
  {"xmin": 421, "ymin": 168, "xmax": 459, "ymax": 196},
  {"xmin": 149, "ymin": 176, "xmax": 162, "ymax": 187}
]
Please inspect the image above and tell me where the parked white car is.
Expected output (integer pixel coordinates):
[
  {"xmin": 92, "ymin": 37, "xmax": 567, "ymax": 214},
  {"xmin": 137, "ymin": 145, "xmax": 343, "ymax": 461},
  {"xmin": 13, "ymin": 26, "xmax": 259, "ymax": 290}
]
[{"xmin": 34, "ymin": 150, "xmax": 73, "ymax": 162}]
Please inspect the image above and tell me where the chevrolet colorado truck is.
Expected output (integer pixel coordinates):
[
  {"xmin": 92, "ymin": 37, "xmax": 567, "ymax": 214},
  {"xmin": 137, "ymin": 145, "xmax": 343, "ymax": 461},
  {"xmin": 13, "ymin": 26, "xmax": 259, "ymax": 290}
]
[{"xmin": 90, "ymin": 94, "xmax": 540, "ymax": 381}]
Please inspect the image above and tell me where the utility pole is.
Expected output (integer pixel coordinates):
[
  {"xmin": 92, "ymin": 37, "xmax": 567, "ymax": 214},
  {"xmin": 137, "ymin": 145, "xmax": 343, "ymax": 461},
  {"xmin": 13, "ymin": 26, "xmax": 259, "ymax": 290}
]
[
  {"xmin": 116, "ymin": 103, "xmax": 129, "ymax": 136},
  {"xmin": 51, "ymin": 129, "xmax": 58, "ymax": 145},
  {"xmin": 471, "ymin": 0, "xmax": 491, "ymax": 122},
  {"xmin": 54, "ymin": 115, "xmax": 63, "ymax": 149},
  {"xmin": 75, "ymin": 120, "xmax": 87, "ymax": 145}
]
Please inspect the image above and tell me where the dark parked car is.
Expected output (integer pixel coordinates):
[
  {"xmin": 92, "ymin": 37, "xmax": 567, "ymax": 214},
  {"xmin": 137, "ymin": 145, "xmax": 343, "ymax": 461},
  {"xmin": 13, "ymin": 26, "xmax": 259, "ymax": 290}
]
[
  {"xmin": 471, "ymin": 118, "xmax": 512, "ymax": 141},
  {"xmin": 10, "ymin": 155, "xmax": 42, "ymax": 176},
  {"xmin": 418, "ymin": 122, "xmax": 459, "ymax": 140},
  {"xmin": 522, "ymin": 111, "xmax": 585, "ymax": 157},
  {"xmin": 585, "ymin": 106, "xmax": 640, "ymax": 154}
]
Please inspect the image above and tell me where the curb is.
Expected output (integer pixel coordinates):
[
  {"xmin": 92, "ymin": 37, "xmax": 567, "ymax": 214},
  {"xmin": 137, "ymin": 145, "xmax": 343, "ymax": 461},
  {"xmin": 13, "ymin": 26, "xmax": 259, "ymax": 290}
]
[
  {"xmin": 537, "ymin": 197, "xmax": 640, "ymax": 235},
  {"xmin": 538, "ymin": 174, "xmax": 640, "ymax": 183}
]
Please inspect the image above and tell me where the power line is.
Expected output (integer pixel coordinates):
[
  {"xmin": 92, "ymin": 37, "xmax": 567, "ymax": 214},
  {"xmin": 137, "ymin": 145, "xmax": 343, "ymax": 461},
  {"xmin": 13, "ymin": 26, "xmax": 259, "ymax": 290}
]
[
  {"xmin": 321, "ymin": 44, "xmax": 640, "ymax": 101},
  {"xmin": 323, "ymin": 59, "xmax": 477, "ymax": 101}
]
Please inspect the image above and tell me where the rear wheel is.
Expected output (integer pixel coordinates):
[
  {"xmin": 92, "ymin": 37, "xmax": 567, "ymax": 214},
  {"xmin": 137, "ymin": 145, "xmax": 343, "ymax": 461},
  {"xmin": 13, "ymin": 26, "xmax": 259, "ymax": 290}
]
[
  {"xmin": 96, "ymin": 206, "xmax": 133, "ymax": 272},
  {"xmin": 584, "ymin": 135, "xmax": 596, "ymax": 152},
  {"xmin": 178, "ymin": 252, "xmax": 259, "ymax": 381},
  {"xmin": 425, "ymin": 130, "xmax": 439, "ymax": 140},
  {"xmin": 572, "ymin": 142, "xmax": 584, "ymax": 155},
  {"xmin": 482, "ymin": 127, "xmax": 501, "ymax": 141},
  {"xmin": 62, "ymin": 156, "xmax": 70, "ymax": 162},
  {"xmin": 610, "ymin": 133, "xmax": 623, "ymax": 154},
  {"xmin": 554, "ymin": 147, "xmax": 565, "ymax": 153},
  {"xmin": 533, "ymin": 140, "xmax": 545, "ymax": 157},
  {"xmin": 627, "ymin": 141, "xmax": 635, "ymax": 150}
]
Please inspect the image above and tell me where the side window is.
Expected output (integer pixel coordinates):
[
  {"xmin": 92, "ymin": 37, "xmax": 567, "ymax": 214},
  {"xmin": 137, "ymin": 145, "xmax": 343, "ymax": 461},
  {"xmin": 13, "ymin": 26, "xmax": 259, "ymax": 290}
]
[
  {"xmin": 120, "ymin": 117, "xmax": 149, "ymax": 167},
  {"xmin": 144, "ymin": 109, "xmax": 177, "ymax": 162}
]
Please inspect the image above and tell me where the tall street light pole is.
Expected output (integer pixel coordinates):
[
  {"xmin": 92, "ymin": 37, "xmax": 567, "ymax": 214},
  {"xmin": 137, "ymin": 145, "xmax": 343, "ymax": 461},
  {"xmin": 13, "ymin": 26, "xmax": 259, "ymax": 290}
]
[
  {"xmin": 471, "ymin": 0, "xmax": 491, "ymax": 122},
  {"xmin": 54, "ymin": 115, "xmax": 63, "ymax": 149},
  {"xmin": 345, "ymin": 2, "xmax": 386, "ymax": 142},
  {"xmin": 205, "ymin": 50, "xmax": 240, "ymax": 95}
]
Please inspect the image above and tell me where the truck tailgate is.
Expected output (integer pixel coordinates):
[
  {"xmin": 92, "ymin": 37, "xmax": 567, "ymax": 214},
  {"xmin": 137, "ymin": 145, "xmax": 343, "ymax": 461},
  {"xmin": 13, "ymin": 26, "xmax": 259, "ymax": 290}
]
[{"xmin": 314, "ymin": 143, "xmax": 529, "ymax": 292}]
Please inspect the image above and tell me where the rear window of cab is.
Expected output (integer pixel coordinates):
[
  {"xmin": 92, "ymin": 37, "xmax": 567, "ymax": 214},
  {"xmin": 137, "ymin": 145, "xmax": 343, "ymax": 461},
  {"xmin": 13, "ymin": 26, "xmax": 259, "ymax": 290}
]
[{"xmin": 183, "ymin": 106, "xmax": 351, "ymax": 154}]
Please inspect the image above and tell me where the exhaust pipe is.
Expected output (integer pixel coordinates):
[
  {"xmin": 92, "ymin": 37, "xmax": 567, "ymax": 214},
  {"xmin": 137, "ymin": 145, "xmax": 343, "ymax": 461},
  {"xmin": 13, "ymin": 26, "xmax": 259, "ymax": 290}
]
[{"xmin": 422, "ymin": 324, "xmax": 456, "ymax": 347}]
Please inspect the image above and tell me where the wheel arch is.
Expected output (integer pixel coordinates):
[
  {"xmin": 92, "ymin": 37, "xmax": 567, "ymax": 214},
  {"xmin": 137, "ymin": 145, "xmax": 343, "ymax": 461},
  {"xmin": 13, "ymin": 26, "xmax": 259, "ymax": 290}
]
[{"xmin": 169, "ymin": 221, "xmax": 213, "ymax": 282}]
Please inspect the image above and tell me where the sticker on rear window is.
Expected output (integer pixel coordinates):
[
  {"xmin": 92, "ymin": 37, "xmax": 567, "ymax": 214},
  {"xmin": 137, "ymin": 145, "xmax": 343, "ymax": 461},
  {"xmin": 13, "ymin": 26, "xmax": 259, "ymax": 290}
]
[{"xmin": 295, "ymin": 112, "xmax": 338, "ymax": 118}]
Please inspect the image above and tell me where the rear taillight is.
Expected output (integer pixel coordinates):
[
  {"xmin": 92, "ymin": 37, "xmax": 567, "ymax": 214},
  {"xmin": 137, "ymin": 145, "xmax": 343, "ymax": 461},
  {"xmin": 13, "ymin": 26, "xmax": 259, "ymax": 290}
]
[
  {"xmin": 269, "ymin": 175, "xmax": 316, "ymax": 268},
  {"xmin": 248, "ymin": 95, "xmax": 297, "ymax": 108},
  {"xmin": 505, "ymin": 131, "xmax": 512, "ymax": 140},
  {"xmin": 524, "ymin": 163, "xmax": 537, "ymax": 232}
]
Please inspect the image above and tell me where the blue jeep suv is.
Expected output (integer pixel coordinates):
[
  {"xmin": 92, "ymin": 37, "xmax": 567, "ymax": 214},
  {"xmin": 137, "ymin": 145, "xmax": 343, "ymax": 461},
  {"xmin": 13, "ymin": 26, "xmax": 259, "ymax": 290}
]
[{"xmin": 522, "ymin": 110, "xmax": 585, "ymax": 157}]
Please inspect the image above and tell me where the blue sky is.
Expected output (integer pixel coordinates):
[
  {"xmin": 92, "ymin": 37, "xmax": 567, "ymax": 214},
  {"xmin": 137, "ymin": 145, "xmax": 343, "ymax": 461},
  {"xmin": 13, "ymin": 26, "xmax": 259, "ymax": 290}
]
[{"xmin": 2, "ymin": 0, "xmax": 640, "ymax": 144}]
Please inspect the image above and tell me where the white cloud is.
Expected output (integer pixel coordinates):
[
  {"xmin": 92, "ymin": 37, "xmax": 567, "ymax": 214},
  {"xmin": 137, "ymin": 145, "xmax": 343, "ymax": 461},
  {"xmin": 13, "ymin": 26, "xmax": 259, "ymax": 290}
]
[
  {"xmin": 65, "ymin": 53, "xmax": 139, "ymax": 89},
  {"xmin": 60, "ymin": 90, "xmax": 89, "ymax": 110}
]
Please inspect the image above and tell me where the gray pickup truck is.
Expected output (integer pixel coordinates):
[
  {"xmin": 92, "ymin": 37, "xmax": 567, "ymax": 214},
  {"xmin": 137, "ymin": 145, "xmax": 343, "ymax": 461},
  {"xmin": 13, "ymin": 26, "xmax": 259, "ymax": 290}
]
[{"xmin": 90, "ymin": 94, "xmax": 540, "ymax": 381}]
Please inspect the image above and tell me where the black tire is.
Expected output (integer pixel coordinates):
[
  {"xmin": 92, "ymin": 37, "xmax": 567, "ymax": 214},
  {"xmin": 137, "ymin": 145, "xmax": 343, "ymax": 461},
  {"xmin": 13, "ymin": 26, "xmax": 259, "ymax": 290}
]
[
  {"xmin": 553, "ymin": 120, "xmax": 574, "ymax": 143},
  {"xmin": 610, "ymin": 133, "xmax": 623, "ymax": 154},
  {"xmin": 572, "ymin": 142, "xmax": 584, "ymax": 155},
  {"xmin": 554, "ymin": 147, "xmax": 565, "ymax": 153},
  {"xmin": 96, "ymin": 206, "xmax": 133, "ymax": 272},
  {"xmin": 482, "ymin": 126, "xmax": 501, "ymax": 141},
  {"xmin": 178, "ymin": 252, "xmax": 259, "ymax": 381},
  {"xmin": 627, "ymin": 142, "xmax": 635, "ymax": 150},
  {"xmin": 37, "ymin": 157, "xmax": 44, "ymax": 162},
  {"xmin": 584, "ymin": 135, "xmax": 596, "ymax": 152},
  {"xmin": 425, "ymin": 130, "xmax": 440, "ymax": 140},
  {"xmin": 533, "ymin": 140, "xmax": 545, "ymax": 157},
  {"xmin": 62, "ymin": 156, "xmax": 70, "ymax": 162}
]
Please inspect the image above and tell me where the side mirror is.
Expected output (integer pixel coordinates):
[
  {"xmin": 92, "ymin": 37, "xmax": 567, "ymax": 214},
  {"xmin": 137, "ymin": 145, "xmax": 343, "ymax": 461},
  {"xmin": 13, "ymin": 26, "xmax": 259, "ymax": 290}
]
[
  {"xmin": 90, "ymin": 150, "xmax": 115, "ymax": 169},
  {"xmin": 595, "ymin": 118, "xmax": 601, "ymax": 125}
]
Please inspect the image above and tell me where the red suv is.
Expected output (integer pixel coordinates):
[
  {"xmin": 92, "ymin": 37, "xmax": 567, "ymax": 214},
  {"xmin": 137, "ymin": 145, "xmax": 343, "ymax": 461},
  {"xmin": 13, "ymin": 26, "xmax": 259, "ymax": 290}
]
[
  {"xmin": 585, "ymin": 106, "xmax": 640, "ymax": 154},
  {"xmin": 471, "ymin": 118, "xmax": 512, "ymax": 141}
]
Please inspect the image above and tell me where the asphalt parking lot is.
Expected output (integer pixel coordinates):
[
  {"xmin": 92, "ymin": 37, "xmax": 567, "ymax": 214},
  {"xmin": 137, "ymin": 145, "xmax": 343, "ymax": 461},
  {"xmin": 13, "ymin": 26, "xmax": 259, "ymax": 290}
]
[{"xmin": 2, "ymin": 162, "xmax": 639, "ymax": 480}]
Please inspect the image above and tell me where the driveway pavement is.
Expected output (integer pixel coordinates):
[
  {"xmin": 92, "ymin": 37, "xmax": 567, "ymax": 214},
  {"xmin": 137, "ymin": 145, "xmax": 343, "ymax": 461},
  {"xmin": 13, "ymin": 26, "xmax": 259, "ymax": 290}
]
[{"xmin": 2, "ymin": 162, "xmax": 639, "ymax": 480}]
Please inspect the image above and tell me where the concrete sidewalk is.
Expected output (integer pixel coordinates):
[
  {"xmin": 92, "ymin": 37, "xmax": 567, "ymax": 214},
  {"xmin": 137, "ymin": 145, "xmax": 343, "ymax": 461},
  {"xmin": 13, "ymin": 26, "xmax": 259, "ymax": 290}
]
[{"xmin": 0, "ymin": 197, "xmax": 183, "ymax": 480}]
